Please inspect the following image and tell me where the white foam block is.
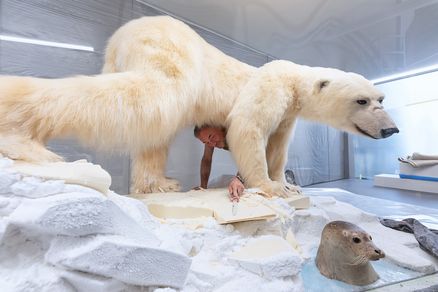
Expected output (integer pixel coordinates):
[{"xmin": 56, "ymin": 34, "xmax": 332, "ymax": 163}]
[
  {"xmin": 12, "ymin": 160, "xmax": 112, "ymax": 194},
  {"xmin": 283, "ymin": 195, "xmax": 310, "ymax": 209},
  {"xmin": 8, "ymin": 193, "xmax": 159, "ymax": 244},
  {"xmin": 229, "ymin": 235, "xmax": 303, "ymax": 278},
  {"xmin": 106, "ymin": 192, "xmax": 158, "ymax": 228},
  {"xmin": 46, "ymin": 235, "xmax": 192, "ymax": 288},
  {"xmin": 60, "ymin": 270, "xmax": 126, "ymax": 292},
  {"xmin": 374, "ymin": 174, "xmax": 438, "ymax": 194}
]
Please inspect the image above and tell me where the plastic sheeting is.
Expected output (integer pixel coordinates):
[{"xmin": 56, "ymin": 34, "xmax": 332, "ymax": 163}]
[
  {"xmin": 304, "ymin": 188, "xmax": 438, "ymax": 227},
  {"xmin": 167, "ymin": 121, "xmax": 345, "ymax": 191}
]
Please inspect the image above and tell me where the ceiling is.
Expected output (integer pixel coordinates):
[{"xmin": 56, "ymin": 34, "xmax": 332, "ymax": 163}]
[{"xmin": 140, "ymin": 0, "xmax": 438, "ymax": 80}]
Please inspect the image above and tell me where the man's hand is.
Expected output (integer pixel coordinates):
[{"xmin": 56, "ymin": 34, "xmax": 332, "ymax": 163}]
[{"xmin": 228, "ymin": 176, "xmax": 244, "ymax": 202}]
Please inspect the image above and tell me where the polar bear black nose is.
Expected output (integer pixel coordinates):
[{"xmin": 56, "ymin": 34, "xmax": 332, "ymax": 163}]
[{"xmin": 380, "ymin": 127, "xmax": 399, "ymax": 138}]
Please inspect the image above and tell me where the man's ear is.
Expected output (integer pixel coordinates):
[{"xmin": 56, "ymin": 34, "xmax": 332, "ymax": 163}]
[{"xmin": 314, "ymin": 79, "xmax": 330, "ymax": 94}]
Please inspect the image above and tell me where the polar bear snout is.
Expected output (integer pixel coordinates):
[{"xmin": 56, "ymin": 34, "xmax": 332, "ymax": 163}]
[
  {"xmin": 373, "ymin": 110, "xmax": 399, "ymax": 139},
  {"xmin": 350, "ymin": 106, "xmax": 399, "ymax": 139},
  {"xmin": 380, "ymin": 127, "xmax": 399, "ymax": 138}
]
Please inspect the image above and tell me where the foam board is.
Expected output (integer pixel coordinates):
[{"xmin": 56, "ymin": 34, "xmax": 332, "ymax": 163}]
[
  {"xmin": 135, "ymin": 189, "xmax": 278, "ymax": 224},
  {"xmin": 12, "ymin": 160, "xmax": 111, "ymax": 194},
  {"xmin": 374, "ymin": 174, "xmax": 438, "ymax": 194}
]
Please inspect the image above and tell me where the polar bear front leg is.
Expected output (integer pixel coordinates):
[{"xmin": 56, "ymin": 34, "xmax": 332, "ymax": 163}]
[
  {"xmin": 266, "ymin": 122, "xmax": 301, "ymax": 194},
  {"xmin": 227, "ymin": 120, "xmax": 296, "ymax": 198},
  {"xmin": 130, "ymin": 147, "xmax": 180, "ymax": 194},
  {"xmin": 266, "ymin": 128, "xmax": 289, "ymax": 183}
]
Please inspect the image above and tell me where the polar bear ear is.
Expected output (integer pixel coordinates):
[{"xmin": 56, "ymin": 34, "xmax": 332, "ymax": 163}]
[{"xmin": 315, "ymin": 80, "xmax": 330, "ymax": 93}]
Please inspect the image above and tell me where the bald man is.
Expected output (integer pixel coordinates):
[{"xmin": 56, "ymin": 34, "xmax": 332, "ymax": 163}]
[{"xmin": 194, "ymin": 126, "xmax": 244, "ymax": 202}]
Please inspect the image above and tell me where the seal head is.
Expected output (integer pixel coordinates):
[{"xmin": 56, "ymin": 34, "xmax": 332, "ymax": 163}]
[{"xmin": 315, "ymin": 221, "xmax": 385, "ymax": 285}]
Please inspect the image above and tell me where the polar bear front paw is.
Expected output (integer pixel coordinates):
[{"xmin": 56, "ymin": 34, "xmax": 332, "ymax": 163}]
[
  {"xmin": 259, "ymin": 181, "xmax": 301, "ymax": 198},
  {"xmin": 285, "ymin": 182, "xmax": 302, "ymax": 195}
]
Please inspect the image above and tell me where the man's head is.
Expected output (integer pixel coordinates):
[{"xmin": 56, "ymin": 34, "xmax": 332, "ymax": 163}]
[{"xmin": 194, "ymin": 126, "xmax": 227, "ymax": 149}]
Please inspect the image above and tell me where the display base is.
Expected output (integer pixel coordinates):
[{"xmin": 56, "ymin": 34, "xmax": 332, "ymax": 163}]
[{"xmin": 374, "ymin": 174, "xmax": 438, "ymax": 194}]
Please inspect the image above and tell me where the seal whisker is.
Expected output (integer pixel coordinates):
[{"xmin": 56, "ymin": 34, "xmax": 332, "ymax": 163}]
[
  {"xmin": 358, "ymin": 255, "xmax": 368, "ymax": 265},
  {"xmin": 345, "ymin": 255, "xmax": 363, "ymax": 266}
]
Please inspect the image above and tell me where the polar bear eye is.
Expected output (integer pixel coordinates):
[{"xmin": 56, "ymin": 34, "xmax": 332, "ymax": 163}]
[
  {"xmin": 319, "ymin": 80, "xmax": 330, "ymax": 89},
  {"xmin": 356, "ymin": 100, "xmax": 368, "ymax": 105},
  {"xmin": 352, "ymin": 237, "xmax": 361, "ymax": 243}
]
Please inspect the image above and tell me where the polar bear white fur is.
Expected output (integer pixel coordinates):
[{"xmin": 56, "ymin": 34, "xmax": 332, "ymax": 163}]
[{"xmin": 0, "ymin": 16, "xmax": 398, "ymax": 196}]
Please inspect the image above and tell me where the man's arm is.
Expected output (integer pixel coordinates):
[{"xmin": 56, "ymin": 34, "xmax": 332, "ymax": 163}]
[{"xmin": 200, "ymin": 145, "xmax": 214, "ymax": 188}]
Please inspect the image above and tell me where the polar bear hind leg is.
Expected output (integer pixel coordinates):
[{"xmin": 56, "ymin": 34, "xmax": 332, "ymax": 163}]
[
  {"xmin": 131, "ymin": 146, "xmax": 180, "ymax": 193},
  {"xmin": 0, "ymin": 134, "xmax": 62, "ymax": 163}
]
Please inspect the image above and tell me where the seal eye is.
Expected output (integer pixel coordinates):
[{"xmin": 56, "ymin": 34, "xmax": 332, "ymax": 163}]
[
  {"xmin": 357, "ymin": 100, "xmax": 367, "ymax": 105},
  {"xmin": 369, "ymin": 236, "xmax": 372, "ymax": 240},
  {"xmin": 353, "ymin": 237, "xmax": 361, "ymax": 243}
]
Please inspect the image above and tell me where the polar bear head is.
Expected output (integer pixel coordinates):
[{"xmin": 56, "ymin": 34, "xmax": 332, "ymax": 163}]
[{"xmin": 300, "ymin": 68, "xmax": 398, "ymax": 139}]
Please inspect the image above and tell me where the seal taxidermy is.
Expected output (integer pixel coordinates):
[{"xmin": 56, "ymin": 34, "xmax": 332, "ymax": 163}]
[{"xmin": 315, "ymin": 221, "xmax": 385, "ymax": 285}]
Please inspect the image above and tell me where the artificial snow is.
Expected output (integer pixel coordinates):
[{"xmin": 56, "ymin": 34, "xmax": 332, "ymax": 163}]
[
  {"xmin": 0, "ymin": 157, "xmax": 437, "ymax": 292},
  {"xmin": 46, "ymin": 235, "xmax": 191, "ymax": 288}
]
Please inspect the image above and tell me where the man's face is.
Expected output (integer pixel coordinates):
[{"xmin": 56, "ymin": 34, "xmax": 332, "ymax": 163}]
[{"xmin": 197, "ymin": 127, "xmax": 226, "ymax": 148}]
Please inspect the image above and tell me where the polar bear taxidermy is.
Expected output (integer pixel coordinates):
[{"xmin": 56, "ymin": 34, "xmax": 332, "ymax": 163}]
[{"xmin": 0, "ymin": 16, "xmax": 398, "ymax": 196}]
